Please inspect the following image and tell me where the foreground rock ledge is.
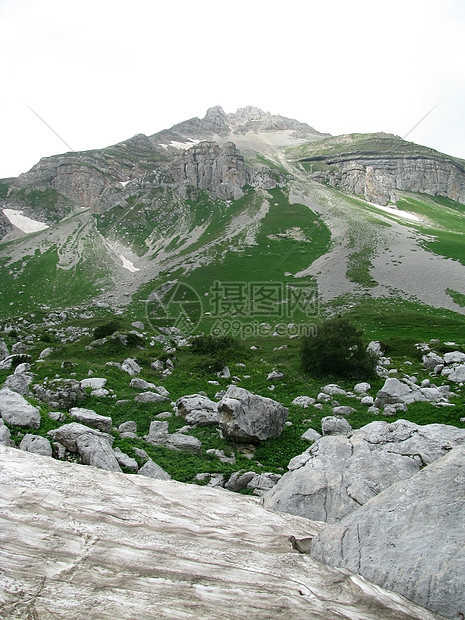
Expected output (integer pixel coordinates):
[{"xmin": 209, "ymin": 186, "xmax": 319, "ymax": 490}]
[{"xmin": 0, "ymin": 447, "xmax": 440, "ymax": 620}]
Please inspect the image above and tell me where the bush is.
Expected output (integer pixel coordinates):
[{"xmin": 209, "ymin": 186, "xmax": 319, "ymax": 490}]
[
  {"xmin": 301, "ymin": 317, "xmax": 377, "ymax": 379},
  {"xmin": 190, "ymin": 335, "xmax": 245, "ymax": 374},
  {"xmin": 93, "ymin": 320, "xmax": 120, "ymax": 340}
]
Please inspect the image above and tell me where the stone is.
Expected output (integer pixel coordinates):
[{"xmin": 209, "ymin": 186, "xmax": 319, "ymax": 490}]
[
  {"xmin": 114, "ymin": 447, "xmax": 138, "ymax": 472},
  {"xmin": 374, "ymin": 377, "xmax": 427, "ymax": 407},
  {"xmin": 14, "ymin": 362, "xmax": 31, "ymax": 374},
  {"xmin": 80, "ymin": 377, "xmax": 107, "ymax": 390},
  {"xmin": 443, "ymin": 351, "xmax": 465, "ymax": 364},
  {"xmin": 19, "ymin": 434, "xmax": 52, "ymax": 457},
  {"xmin": 118, "ymin": 420, "xmax": 137, "ymax": 435},
  {"xmin": 321, "ymin": 384, "xmax": 347, "ymax": 397},
  {"xmin": 366, "ymin": 341, "xmax": 383, "ymax": 357},
  {"xmin": 122, "ymin": 358, "xmax": 141, "ymax": 376},
  {"xmin": 131, "ymin": 321, "xmax": 144, "ymax": 331},
  {"xmin": 48, "ymin": 411, "xmax": 66, "ymax": 422},
  {"xmin": 225, "ymin": 471, "xmax": 256, "ymax": 492},
  {"xmin": 48, "ymin": 423, "xmax": 114, "ymax": 453},
  {"xmin": 205, "ymin": 448, "xmax": 235, "ymax": 464},
  {"xmin": 69, "ymin": 407, "xmax": 112, "ymax": 433},
  {"xmin": 291, "ymin": 396, "xmax": 316, "ymax": 408},
  {"xmin": 165, "ymin": 433, "xmax": 202, "ymax": 455},
  {"xmin": 145, "ymin": 421, "xmax": 169, "ymax": 444},
  {"xmin": 76, "ymin": 433, "xmax": 122, "ymax": 472},
  {"xmin": 217, "ymin": 366, "xmax": 231, "ymax": 379},
  {"xmin": 134, "ymin": 391, "xmax": 169, "ymax": 403},
  {"xmin": 176, "ymin": 394, "xmax": 218, "ymax": 426},
  {"xmin": 130, "ymin": 378, "xmax": 156, "ymax": 390},
  {"xmin": 246, "ymin": 473, "xmax": 282, "ymax": 496},
  {"xmin": 3, "ymin": 373, "xmax": 31, "ymax": 396},
  {"xmin": 150, "ymin": 360, "xmax": 164, "ymax": 372},
  {"xmin": 137, "ymin": 459, "xmax": 171, "ymax": 480},
  {"xmin": 301, "ymin": 428, "xmax": 322, "ymax": 442},
  {"xmin": 331, "ymin": 406, "xmax": 355, "ymax": 416},
  {"xmin": 0, "ymin": 388, "xmax": 40, "ymax": 429},
  {"xmin": 310, "ymin": 445, "xmax": 465, "ymax": 619},
  {"xmin": 353, "ymin": 382, "xmax": 371, "ymax": 394},
  {"xmin": 266, "ymin": 370, "xmax": 284, "ymax": 381},
  {"xmin": 218, "ymin": 386, "xmax": 288, "ymax": 443},
  {"xmin": 0, "ymin": 340, "xmax": 9, "ymax": 360},
  {"xmin": 133, "ymin": 447, "xmax": 149, "ymax": 462},
  {"xmin": 422, "ymin": 351, "xmax": 444, "ymax": 370},
  {"xmin": 32, "ymin": 379, "xmax": 86, "ymax": 410},
  {"xmin": 360, "ymin": 395, "xmax": 374, "ymax": 406},
  {"xmin": 446, "ymin": 364, "xmax": 465, "ymax": 383},
  {"xmin": 195, "ymin": 473, "xmax": 225, "ymax": 487},
  {"xmin": 321, "ymin": 416, "xmax": 352, "ymax": 436},
  {"xmin": 38, "ymin": 347, "xmax": 53, "ymax": 360},
  {"xmin": 0, "ymin": 419, "xmax": 13, "ymax": 446},
  {"xmin": 0, "ymin": 445, "xmax": 438, "ymax": 619}
]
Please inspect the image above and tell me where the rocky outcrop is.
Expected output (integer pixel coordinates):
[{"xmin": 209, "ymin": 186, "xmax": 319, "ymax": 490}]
[
  {"xmin": 218, "ymin": 386, "xmax": 288, "ymax": 443},
  {"xmin": 262, "ymin": 419, "xmax": 465, "ymax": 523},
  {"xmin": 311, "ymin": 445, "xmax": 465, "ymax": 619},
  {"xmin": 309, "ymin": 154, "xmax": 465, "ymax": 205},
  {"xmin": 0, "ymin": 445, "xmax": 440, "ymax": 620}
]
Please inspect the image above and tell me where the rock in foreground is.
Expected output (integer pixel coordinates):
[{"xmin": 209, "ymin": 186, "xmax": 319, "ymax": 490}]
[
  {"xmin": 0, "ymin": 446, "xmax": 439, "ymax": 620},
  {"xmin": 311, "ymin": 445, "xmax": 465, "ymax": 619}
]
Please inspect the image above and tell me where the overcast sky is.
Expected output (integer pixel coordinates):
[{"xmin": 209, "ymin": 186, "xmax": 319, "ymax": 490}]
[{"xmin": 1, "ymin": 0, "xmax": 464, "ymax": 178}]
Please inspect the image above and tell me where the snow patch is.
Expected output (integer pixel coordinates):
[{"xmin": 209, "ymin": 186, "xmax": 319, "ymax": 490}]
[
  {"xmin": 367, "ymin": 202, "xmax": 420, "ymax": 222},
  {"xmin": 2, "ymin": 209, "xmax": 49, "ymax": 233},
  {"xmin": 120, "ymin": 254, "xmax": 140, "ymax": 273},
  {"xmin": 159, "ymin": 139, "xmax": 200, "ymax": 150}
]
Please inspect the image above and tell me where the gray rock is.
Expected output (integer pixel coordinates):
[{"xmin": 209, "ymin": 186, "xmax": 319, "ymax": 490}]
[
  {"xmin": 14, "ymin": 362, "xmax": 31, "ymax": 374},
  {"xmin": 218, "ymin": 386, "xmax": 288, "ymax": 443},
  {"xmin": 291, "ymin": 396, "xmax": 316, "ymax": 408},
  {"xmin": 48, "ymin": 411, "xmax": 66, "ymax": 422},
  {"xmin": 32, "ymin": 378, "xmax": 86, "ymax": 410},
  {"xmin": 444, "ymin": 351, "xmax": 465, "ymax": 364},
  {"xmin": 360, "ymin": 395, "xmax": 374, "ymax": 406},
  {"xmin": 422, "ymin": 351, "xmax": 444, "ymax": 370},
  {"xmin": 195, "ymin": 473, "xmax": 225, "ymax": 487},
  {"xmin": 122, "ymin": 358, "xmax": 141, "ymax": 376},
  {"xmin": 0, "ymin": 388, "xmax": 40, "ymax": 429},
  {"xmin": 69, "ymin": 407, "xmax": 112, "ymax": 433},
  {"xmin": 0, "ymin": 340, "xmax": 9, "ymax": 360},
  {"xmin": 131, "ymin": 321, "xmax": 145, "ymax": 331},
  {"xmin": 0, "ymin": 419, "xmax": 14, "ymax": 446},
  {"xmin": 137, "ymin": 459, "xmax": 171, "ymax": 480},
  {"xmin": 217, "ymin": 366, "xmax": 231, "ymax": 379},
  {"xmin": 301, "ymin": 428, "xmax": 322, "ymax": 442},
  {"xmin": 166, "ymin": 433, "xmax": 202, "ymax": 455},
  {"xmin": 80, "ymin": 377, "xmax": 107, "ymax": 390},
  {"xmin": 11, "ymin": 342, "xmax": 28, "ymax": 354},
  {"xmin": 176, "ymin": 394, "xmax": 218, "ymax": 426},
  {"xmin": 3, "ymin": 373, "xmax": 31, "ymax": 396},
  {"xmin": 225, "ymin": 471, "xmax": 256, "ymax": 492},
  {"xmin": 331, "ymin": 405, "xmax": 356, "ymax": 416},
  {"xmin": 76, "ymin": 432, "xmax": 122, "ymax": 472},
  {"xmin": 446, "ymin": 364, "xmax": 465, "ymax": 383},
  {"xmin": 130, "ymin": 377, "xmax": 156, "ymax": 390},
  {"xmin": 205, "ymin": 448, "xmax": 235, "ymax": 464},
  {"xmin": 310, "ymin": 445, "xmax": 465, "ymax": 619},
  {"xmin": 133, "ymin": 447, "xmax": 149, "ymax": 462},
  {"xmin": 114, "ymin": 447, "xmax": 138, "ymax": 471},
  {"xmin": 118, "ymin": 420, "xmax": 137, "ymax": 435},
  {"xmin": 366, "ymin": 341, "xmax": 383, "ymax": 357},
  {"xmin": 266, "ymin": 370, "xmax": 284, "ymax": 381},
  {"xmin": 246, "ymin": 473, "xmax": 282, "ymax": 496},
  {"xmin": 321, "ymin": 416, "xmax": 352, "ymax": 436},
  {"xmin": 321, "ymin": 384, "xmax": 347, "ymax": 397},
  {"xmin": 19, "ymin": 434, "xmax": 52, "ymax": 456},
  {"xmin": 134, "ymin": 391, "xmax": 169, "ymax": 403},
  {"xmin": 38, "ymin": 347, "xmax": 53, "ymax": 360},
  {"xmin": 374, "ymin": 377, "xmax": 427, "ymax": 407},
  {"xmin": 150, "ymin": 360, "xmax": 164, "ymax": 372},
  {"xmin": 48, "ymin": 422, "xmax": 114, "ymax": 453},
  {"xmin": 353, "ymin": 382, "xmax": 371, "ymax": 394}
]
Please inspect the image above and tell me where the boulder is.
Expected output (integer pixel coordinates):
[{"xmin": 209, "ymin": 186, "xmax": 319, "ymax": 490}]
[
  {"xmin": 225, "ymin": 471, "xmax": 256, "ymax": 492},
  {"xmin": 353, "ymin": 382, "xmax": 371, "ymax": 394},
  {"xmin": 80, "ymin": 378, "xmax": 107, "ymax": 390},
  {"xmin": 321, "ymin": 384, "xmax": 347, "ymax": 397},
  {"xmin": 137, "ymin": 459, "xmax": 171, "ymax": 480},
  {"xmin": 301, "ymin": 428, "xmax": 322, "ymax": 442},
  {"xmin": 130, "ymin": 378, "xmax": 156, "ymax": 390},
  {"xmin": 3, "ymin": 373, "xmax": 31, "ymax": 396},
  {"xmin": 0, "ymin": 388, "xmax": 40, "ymax": 429},
  {"xmin": 360, "ymin": 395, "xmax": 374, "ymax": 406},
  {"xmin": 205, "ymin": 448, "xmax": 235, "ymax": 464},
  {"xmin": 321, "ymin": 416, "xmax": 352, "ymax": 436},
  {"xmin": 266, "ymin": 370, "xmax": 284, "ymax": 381},
  {"xmin": 374, "ymin": 377, "xmax": 427, "ymax": 407},
  {"xmin": 76, "ymin": 433, "xmax": 122, "ymax": 472},
  {"xmin": 218, "ymin": 386, "xmax": 288, "ymax": 443},
  {"xmin": 114, "ymin": 447, "xmax": 138, "ymax": 471},
  {"xmin": 19, "ymin": 434, "xmax": 52, "ymax": 457},
  {"xmin": 291, "ymin": 396, "xmax": 316, "ymax": 408},
  {"xmin": 310, "ymin": 445, "xmax": 465, "ymax": 619},
  {"xmin": 245, "ymin": 473, "xmax": 282, "ymax": 496},
  {"xmin": 422, "ymin": 351, "xmax": 444, "ymax": 370},
  {"xmin": 443, "ymin": 351, "xmax": 465, "ymax": 364},
  {"xmin": 48, "ymin": 423, "xmax": 114, "ymax": 453},
  {"xmin": 0, "ymin": 419, "xmax": 14, "ymax": 446},
  {"xmin": 166, "ymin": 433, "xmax": 202, "ymax": 455},
  {"xmin": 331, "ymin": 406, "xmax": 355, "ymax": 416},
  {"xmin": 0, "ymin": 340, "xmax": 9, "ymax": 360},
  {"xmin": 446, "ymin": 364, "xmax": 465, "ymax": 383},
  {"xmin": 32, "ymin": 379, "xmax": 86, "ymax": 410},
  {"xmin": 122, "ymin": 358, "xmax": 141, "ymax": 376},
  {"xmin": 134, "ymin": 391, "xmax": 169, "ymax": 403},
  {"xmin": 118, "ymin": 420, "xmax": 137, "ymax": 435},
  {"xmin": 69, "ymin": 407, "xmax": 113, "ymax": 433},
  {"xmin": 366, "ymin": 341, "xmax": 383, "ymax": 357},
  {"xmin": 176, "ymin": 394, "xmax": 218, "ymax": 426}
]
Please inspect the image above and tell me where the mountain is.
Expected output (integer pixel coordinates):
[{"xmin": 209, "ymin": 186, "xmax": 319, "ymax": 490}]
[{"xmin": 1, "ymin": 105, "xmax": 465, "ymax": 321}]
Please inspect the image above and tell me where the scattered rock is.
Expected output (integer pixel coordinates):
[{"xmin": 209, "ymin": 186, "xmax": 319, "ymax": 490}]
[
  {"xmin": 137, "ymin": 459, "xmax": 171, "ymax": 480},
  {"xmin": 80, "ymin": 378, "xmax": 107, "ymax": 390},
  {"xmin": 176, "ymin": 394, "xmax": 218, "ymax": 426},
  {"xmin": 0, "ymin": 340, "xmax": 9, "ymax": 360},
  {"xmin": 118, "ymin": 420, "xmax": 137, "ymax": 436},
  {"xmin": 301, "ymin": 428, "xmax": 322, "ymax": 442},
  {"xmin": 195, "ymin": 473, "xmax": 225, "ymax": 487},
  {"xmin": 353, "ymin": 382, "xmax": 371, "ymax": 394},
  {"xmin": 0, "ymin": 388, "xmax": 41, "ymax": 429},
  {"xmin": 292, "ymin": 396, "xmax": 316, "ymax": 408},
  {"xmin": 266, "ymin": 370, "xmax": 284, "ymax": 381},
  {"xmin": 48, "ymin": 422, "xmax": 114, "ymax": 453},
  {"xmin": 322, "ymin": 384, "xmax": 347, "ymax": 397},
  {"xmin": 218, "ymin": 386, "xmax": 288, "ymax": 443},
  {"xmin": 38, "ymin": 347, "xmax": 53, "ymax": 360},
  {"xmin": 122, "ymin": 358, "xmax": 141, "ymax": 376},
  {"xmin": 321, "ymin": 416, "xmax": 352, "ymax": 436},
  {"xmin": 225, "ymin": 471, "xmax": 256, "ymax": 492},
  {"xmin": 134, "ymin": 391, "xmax": 169, "ymax": 403},
  {"xmin": 0, "ymin": 419, "xmax": 14, "ymax": 446},
  {"xmin": 69, "ymin": 407, "xmax": 112, "ymax": 433},
  {"xmin": 444, "ymin": 351, "xmax": 465, "ymax": 364},
  {"xmin": 48, "ymin": 411, "xmax": 66, "ymax": 422},
  {"xmin": 360, "ymin": 395, "xmax": 374, "ymax": 406},
  {"xmin": 217, "ymin": 366, "xmax": 231, "ymax": 379},
  {"xmin": 130, "ymin": 378, "xmax": 156, "ymax": 390},
  {"xmin": 205, "ymin": 448, "xmax": 235, "ymax": 464},
  {"xmin": 246, "ymin": 473, "xmax": 282, "ymax": 496},
  {"xmin": 331, "ymin": 406, "xmax": 356, "ymax": 416},
  {"xmin": 3, "ymin": 373, "xmax": 31, "ymax": 396},
  {"xmin": 32, "ymin": 379, "xmax": 86, "ymax": 410},
  {"xmin": 114, "ymin": 447, "xmax": 138, "ymax": 471},
  {"xmin": 19, "ymin": 434, "xmax": 52, "ymax": 456}
]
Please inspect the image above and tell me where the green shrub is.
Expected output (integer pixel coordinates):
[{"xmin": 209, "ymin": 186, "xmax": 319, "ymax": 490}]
[
  {"xmin": 301, "ymin": 317, "xmax": 377, "ymax": 379},
  {"xmin": 190, "ymin": 335, "xmax": 246, "ymax": 373},
  {"xmin": 93, "ymin": 320, "xmax": 120, "ymax": 340}
]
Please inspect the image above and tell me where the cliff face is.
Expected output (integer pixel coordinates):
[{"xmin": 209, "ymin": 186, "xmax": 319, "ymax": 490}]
[{"xmin": 310, "ymin": 155, "xmax": 465, "ymax": 205}]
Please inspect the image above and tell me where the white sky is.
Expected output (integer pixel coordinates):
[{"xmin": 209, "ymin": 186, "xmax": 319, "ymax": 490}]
[{"xmin": 1, "ymin": 0, "xmax": 464, "ymax": 179}]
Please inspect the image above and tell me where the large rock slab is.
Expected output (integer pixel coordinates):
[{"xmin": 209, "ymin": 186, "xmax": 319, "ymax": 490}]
[
  {"xmin": 0, "ymin": 445, "xmax": 440, "ymax": 620},
  {"xmin": 0, "ymin": 388, "xmax": 41, "ymax": 429},
  {"xmin": 75, "ymin": 433, "xmax": 122, "ymax": 472},
  {"xmin": 218, "ymin": 386, "xmax": 288, "ymax": 443},
  {"xmin": 48, "ymin": 422, "xmax": 114, "ymax": 452},
  {"xmin": 262, "ymin": 419, "xmax": 465, "ymax": 522},
  {"xmin": 311, "ymin": 445, "xmax": 465, "ymax": 619}
]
